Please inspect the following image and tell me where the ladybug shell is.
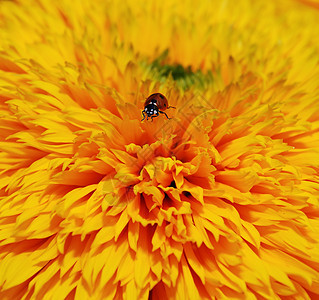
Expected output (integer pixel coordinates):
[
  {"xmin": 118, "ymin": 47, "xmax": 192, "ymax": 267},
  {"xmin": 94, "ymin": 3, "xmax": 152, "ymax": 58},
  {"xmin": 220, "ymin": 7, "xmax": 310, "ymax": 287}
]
[{"xmin": 144, "ymin": 93, "xmax": 169, "ymax": 111}]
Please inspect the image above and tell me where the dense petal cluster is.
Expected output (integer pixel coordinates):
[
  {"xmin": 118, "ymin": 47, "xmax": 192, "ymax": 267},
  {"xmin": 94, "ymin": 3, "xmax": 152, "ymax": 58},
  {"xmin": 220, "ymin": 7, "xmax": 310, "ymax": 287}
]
[{"xmin": 1, "ymin": 0, "xmax": 319, "ymax": 299}]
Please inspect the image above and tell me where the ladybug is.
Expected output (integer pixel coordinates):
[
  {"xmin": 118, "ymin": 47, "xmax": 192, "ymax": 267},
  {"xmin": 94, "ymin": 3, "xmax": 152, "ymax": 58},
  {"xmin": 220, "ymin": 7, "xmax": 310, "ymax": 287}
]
[{"xmin": 141, "ymin": 93, "xmax": 175, "ymax": 121}]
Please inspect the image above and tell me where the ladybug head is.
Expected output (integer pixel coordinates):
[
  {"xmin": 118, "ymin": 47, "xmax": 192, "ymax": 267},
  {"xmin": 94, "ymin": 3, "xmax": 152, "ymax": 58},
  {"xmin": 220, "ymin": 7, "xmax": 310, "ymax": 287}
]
[{"xmin": 144, "ymin": 103, "xmax": 159, "ymax": 117}]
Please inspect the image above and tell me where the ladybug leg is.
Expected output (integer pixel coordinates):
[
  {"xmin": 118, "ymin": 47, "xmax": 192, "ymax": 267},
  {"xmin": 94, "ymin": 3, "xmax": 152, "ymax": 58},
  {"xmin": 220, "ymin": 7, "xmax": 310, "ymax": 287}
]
[
  {"xmin": 159, "ymin": 110, "xmax": 171, "ymax": 119},
  {"xmin": 141, "ymin": 110, "xmax": 146, "ymax": 121},
  {"xmin": 167, "ymin": 106, "xmax": 176, "ymax": 109},
  {"xmin": 151, "ymin": 113, "xmax": 159, "ymax": 122}
]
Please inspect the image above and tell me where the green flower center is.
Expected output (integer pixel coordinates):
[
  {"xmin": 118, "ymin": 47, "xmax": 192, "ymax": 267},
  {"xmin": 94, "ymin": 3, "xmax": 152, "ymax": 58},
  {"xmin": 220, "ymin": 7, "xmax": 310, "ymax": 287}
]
[{"xmin": 146, "ymin": 50, "xmax": 213, "ymax": 90}]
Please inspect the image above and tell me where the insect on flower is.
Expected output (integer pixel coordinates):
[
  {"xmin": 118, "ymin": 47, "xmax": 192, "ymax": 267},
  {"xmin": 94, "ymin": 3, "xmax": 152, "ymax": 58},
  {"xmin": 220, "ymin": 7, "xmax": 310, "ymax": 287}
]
[{"xmin": 141, "ymin": 93, "xmax": 175, "ymax": 121}]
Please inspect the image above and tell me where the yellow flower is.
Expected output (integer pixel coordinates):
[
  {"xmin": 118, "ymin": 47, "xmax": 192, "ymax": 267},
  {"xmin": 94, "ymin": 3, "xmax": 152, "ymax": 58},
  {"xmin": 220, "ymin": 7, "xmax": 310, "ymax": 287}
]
[{"xmin": 1, "ymin": 0, "xmax": 319, "ymax": 299}]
